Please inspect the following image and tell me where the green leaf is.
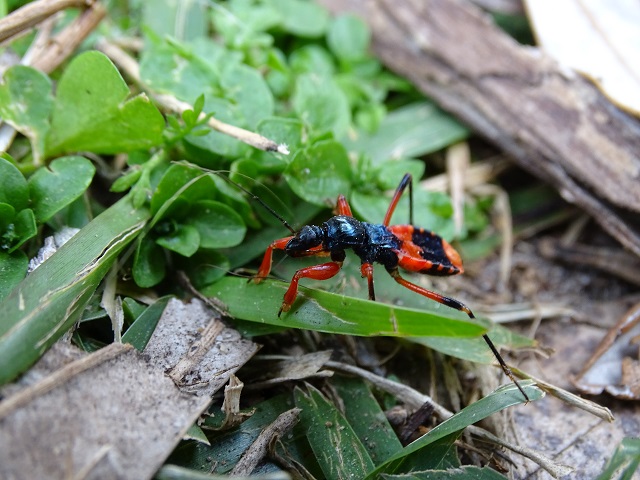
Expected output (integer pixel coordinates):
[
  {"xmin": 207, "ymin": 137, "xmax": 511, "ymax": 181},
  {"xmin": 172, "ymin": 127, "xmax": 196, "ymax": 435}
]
[
  {"xmin": 284, "ymin": 140, "xmax": 352, "ymax": 205},
  {"xmin": 0, "ymin": 195, "xmax": 149, "ymax": 385},
  {"xmin": 8, "ymin": 209, "xmax": 37, "ymax": 252},
  {"xmin": 332, "ymin": 376, "xmax": 403, "ymax": 464},
  {"xmin": 184, "ymin": 97, "xmax": 250, "ymax": 159},
  {"xmin": 156, "ymin": 224, "xmax": 200, "ymax": 257},
  {"xmin": 208, "ymin": 276, "xmax": 487, "ymax": 338},
  {"xmin": 294, "ymin": 385, "xmax": 375, "ymax": 478},
  {"xmin": 376, "ymin": 160, "xmax": 426, "ymax": 191},
  {"xmin": 0, "ymin": 203, "xmax": 15, "ymax": 232},
  {"xmin": 257, "ymin": 116, "xmax": 304, "ymax": 151},
  {"xmin": 0, "ymin": 157, "xmax": 29, "ymax": 211},
  {"xmin": 28, "ymin": 156, "xmax": 96, "ymax": 223},
  {"xmin": 185, "ymin": 200, "xmax": 246, "ymax": 249},
  {"xmin": 122, "ymin": 296, "xmax": 172, "ymax": 351},
  {"xmin": 268, "ymin": 0, "xmax": 329, "ymax": 38},
  {"xmin": 221, "ymin": 64, "xmax": 274, "ymax": 129},
  {"xmin": 368, "ymin": 381, "xmax": 543, "ymax": 477},
  {"xmin": 344, "ymin": 102, "xmax": 469, "ymax": 164},
  {"xmin": 133, "ymin": 237, "xmax": 166, "ymax": 288},
  {"xmin": 150, "ymin": 163, "xmax": 216, "ymax": 218},
  {"xmin": 184, "ymin": 250, "xmax": 230, "ymax": 289},
  {"xmin": 142, "ymin": 0, "xmax": 208, "ymax": 41},
  {"xmin": 0, "ymin": 251, "xmax": 27, "ymax": 302},
  {"xmin": 46, "ymin": 51, "xmax": 164, "ymax": 156},
  {"xmin": 327, "ymin": 15, "xmax": 371, "ymax": 62},
  {"xmin": 292, "ymin": 73, "xmax": 350, "ymax": 137},
  {"xmin": 290, "ymin": 45, "xmax": 336, "ymax": 76},
  {"xmin": 0, "ymin": 66, "xmax": 53, "ymax": 164}
]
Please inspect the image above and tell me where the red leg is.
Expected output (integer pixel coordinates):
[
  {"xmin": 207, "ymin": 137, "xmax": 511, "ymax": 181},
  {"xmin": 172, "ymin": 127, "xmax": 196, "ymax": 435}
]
[
  {"xmin": 383, "ymin": 173, "xmax": 413, "ymax": 226},
  {"xmin": 336, "ymin": 194, "xmax": 353, "ymax": 216},
  {"xmin": 253, "ymin": 236, "xmax": 294, "ymax": 283},
  {"xmin": 279, "ymin": 262, "xmax": 343, "ymax": 316},
  {"xmin": 389, "ymin": 269, "xmax": 529, "ymax": 402},
  {"xmin": 360, "ymin": 262, "xmax": 375, "ymax": 301}
]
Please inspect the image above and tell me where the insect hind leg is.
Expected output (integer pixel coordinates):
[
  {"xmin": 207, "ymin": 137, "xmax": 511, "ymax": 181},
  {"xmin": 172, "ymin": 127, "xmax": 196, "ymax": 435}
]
[
  {"xmin": 383, "ymin": 173, "xmax": 414, "ymax": 226},
  {"xmin": 388, "ymin": 268, "xmax": 530, "ymax": 402}
]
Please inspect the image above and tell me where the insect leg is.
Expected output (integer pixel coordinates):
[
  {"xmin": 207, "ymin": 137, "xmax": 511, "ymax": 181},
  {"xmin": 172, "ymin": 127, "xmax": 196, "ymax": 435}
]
[
  {"xmin": 336, "ymin": 194, "xmax": 354, "ymax": 216},
  {"xmin": 388, "ymin": 268, "xmax": 530, "ymax": 402},
  {"xmin": 383, "ymin": 173, "xmax": 414, "ymax": 226},
  {"xmin": 253, "ymin": 236, "xmax": 294, "ymax": 283},
  {"xmin": 279, "ymin": 261, "xmax": 343, "ymax": 316},
  {"xmin": 361, "ymin": 262, "xmax": 376, "ymax": 301}
]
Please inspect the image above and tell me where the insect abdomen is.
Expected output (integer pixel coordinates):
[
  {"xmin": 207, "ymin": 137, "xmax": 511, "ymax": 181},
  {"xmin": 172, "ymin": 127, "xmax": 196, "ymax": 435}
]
[{"xmin": 388, "ymin": 225, "xmax": 463, "ymax": 276}]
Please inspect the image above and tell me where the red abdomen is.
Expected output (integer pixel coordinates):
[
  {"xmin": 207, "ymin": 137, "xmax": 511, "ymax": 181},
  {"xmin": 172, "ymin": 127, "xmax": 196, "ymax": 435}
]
[{"xmin": 388, "ymin": 225, "xmax": 463, "ymax": 276}]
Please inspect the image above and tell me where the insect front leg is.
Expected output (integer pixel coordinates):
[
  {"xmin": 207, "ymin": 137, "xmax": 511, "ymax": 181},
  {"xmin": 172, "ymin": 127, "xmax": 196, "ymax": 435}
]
[{"xmin": 253, "ymin": 236, "xmax": 294, "ymax": 283}]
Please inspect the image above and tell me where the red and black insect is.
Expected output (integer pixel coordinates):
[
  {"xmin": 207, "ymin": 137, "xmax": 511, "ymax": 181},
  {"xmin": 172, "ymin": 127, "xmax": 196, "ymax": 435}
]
[{"xmin": 252, "ymin": 173, "xmax": 528, "ymax": 402}]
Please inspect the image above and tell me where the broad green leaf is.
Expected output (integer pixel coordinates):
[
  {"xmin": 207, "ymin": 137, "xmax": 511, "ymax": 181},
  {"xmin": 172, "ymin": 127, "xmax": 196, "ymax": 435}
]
[
  {"xmin": 142, "ymin": 0, "xmax": 207, "ymax": 41},
  {"xmin": 28, "ymin": 156, "xmax": 96, "ymax": 222},
  {"xmin": 150, "ymin": 163, "xmax": 217, "ymax": 218},
  {"xmin": 290, "ymin": 45, "xmax": 336, "ymax": 76},
  {"xmin": 0, "ymin": 195, "xmax": 149, "ymax": 385},
  {"xmin": 122, "ymin": 296, "xmax": 172, "ymax": 350},
  {"xmin": 208, "ymin": 276, "xmax": 487, "ymax": 338},
  {"xmin": 46, "ymin": 51, "xmax": 164, "ymax": 156},
  {"xmin": 284, "ymin": 140, "xmax": 352, "ymax": 205},
  {"xmin": 0, "ymin": 66, "xmax": 53, "ymax": 164},
  {"xmin": 368, "ymin": 381, "xmax": 543, "ymax": 477},
  {"xmin": 133, "ymin": 238, "xmax": 166, "ymax": 288},
  {"xmin": 376, "ymin": 160, "xmax": 426, "ymax": 191},
  {"xmin": 268, "ymin": 0, "xmax": 329, "ymax": 38},
  {"xmin": 344, "ymin": 102, "xmax": 469, "ymax": 164},
  {"xmin": 292, "ymin": 73, "xmax": 350, "ymax": 137},
  {"xmin": 0, "ymin": 203, "xmax": 15, "ymax": 232},
  {"xmin": 8, "ymin": 209, "xmax": 37, "ymax": 252},
  {"xmin": 332, "ymin": 376, "xmax": 403, "ymax": 464},
  {"xmin": 257, "ymin": 116, "xmax": 304, "ymax": 151},
  {"xmin": 156, "ymin": 224, "xmax": 200, "ymax": 257},
  {"xmin": 184, "ymin": 250, "xmax": 230, "ymax": 289},
  {"xmin": 327, "ymin": 15, "xmax": 371, "ymax": 62},
  {"xmin": 0, "ymin": 251, "xmax": 27, "ymax": 302},
  {"xmin": 185, "ymin": 97, "xmax": 250, "ymax": 159},
  {"xmin": 221, "ymin": 64, "xmax": 274, "ymax": 129},
  {"xmin": 294, "ymin": 385, "xmax": 375, "ymax": 478},
  {"xmin": 186, "ymin": 200, "xmax": 246, "ymax": 249},
  {"xmin": 0, "ymin": 157, "xmax": 28, "ymax": 211}
]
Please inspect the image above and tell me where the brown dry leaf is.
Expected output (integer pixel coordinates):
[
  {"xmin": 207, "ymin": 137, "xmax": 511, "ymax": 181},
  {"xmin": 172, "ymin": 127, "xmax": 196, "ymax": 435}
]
[
  {"xmin": 525, "ymin": 0, "xmax": 640, "ymax": 114},
  {"xmin": 573, "ymin": 303, "xmax": 640, "ymax": 400}
]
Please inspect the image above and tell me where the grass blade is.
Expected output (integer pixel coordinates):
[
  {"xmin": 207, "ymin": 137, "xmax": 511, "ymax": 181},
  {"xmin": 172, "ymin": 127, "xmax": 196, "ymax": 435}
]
[{"xmin": 0, "ymin": 195, "xmax": 149, "ymax": 385}]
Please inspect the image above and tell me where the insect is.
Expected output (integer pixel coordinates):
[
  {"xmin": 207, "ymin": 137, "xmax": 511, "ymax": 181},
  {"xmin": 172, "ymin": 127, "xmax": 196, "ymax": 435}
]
[{"xmin": 251, "ymin": 173, "xmax": 528, "ymax": 402}]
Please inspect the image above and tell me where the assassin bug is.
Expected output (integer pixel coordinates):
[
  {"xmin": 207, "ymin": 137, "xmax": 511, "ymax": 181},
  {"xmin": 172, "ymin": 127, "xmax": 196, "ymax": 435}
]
[{"xmin": 251, "ymin": 173, "xmax": 529, "ymax": 402}]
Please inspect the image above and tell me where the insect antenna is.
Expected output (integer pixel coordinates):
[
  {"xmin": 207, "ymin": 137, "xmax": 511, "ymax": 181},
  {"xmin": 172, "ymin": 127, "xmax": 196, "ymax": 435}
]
[{"xmin": 210, "ymin": 169, "xmax": 297, "ymax": 235}]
